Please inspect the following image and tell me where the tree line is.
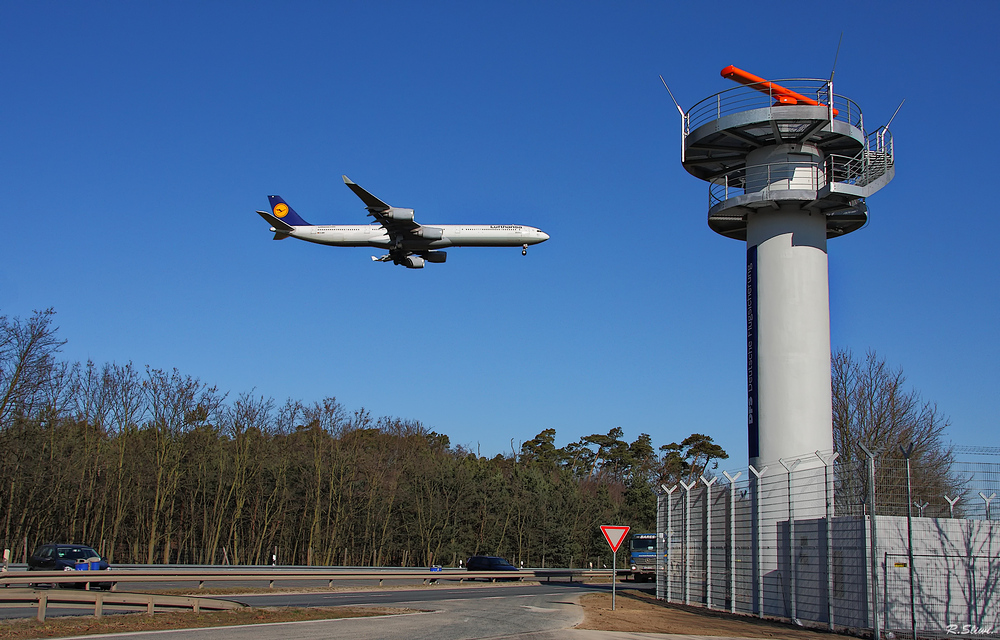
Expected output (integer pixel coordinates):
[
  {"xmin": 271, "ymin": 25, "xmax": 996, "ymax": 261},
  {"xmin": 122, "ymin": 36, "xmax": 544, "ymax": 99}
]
[
  {"xmin": 2, "ymin": 309, "xmax": 960, "ymax": 565},
  {"xmin": 0, "ymin": 309, "xmax": 729, "ymax": 566}
]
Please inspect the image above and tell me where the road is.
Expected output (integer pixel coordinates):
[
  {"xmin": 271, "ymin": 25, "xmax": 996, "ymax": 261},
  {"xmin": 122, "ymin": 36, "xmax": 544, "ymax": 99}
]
[
  {"xmin": 19, "ymin": 582, "xmax": 671, "ymax": 640},
  {"xmin": 235, "ymin": 580, "xmax": 606, "ymax": 608},
  {"xmin": 234, "ymin": 581, "xmax": 596, "ymax": 639}
]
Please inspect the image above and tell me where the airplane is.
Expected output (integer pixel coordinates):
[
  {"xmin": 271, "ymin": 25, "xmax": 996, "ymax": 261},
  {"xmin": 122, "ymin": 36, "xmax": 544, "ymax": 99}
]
[{"xmin": 255, "ymin": 176, "xmax": 550, "ymax": 269}]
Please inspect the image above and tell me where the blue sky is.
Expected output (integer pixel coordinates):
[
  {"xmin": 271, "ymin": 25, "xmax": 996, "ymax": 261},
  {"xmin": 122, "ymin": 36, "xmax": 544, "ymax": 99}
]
[{"xmin": 3, "ymin": 1, "xmax": 997, "ymax": 462}]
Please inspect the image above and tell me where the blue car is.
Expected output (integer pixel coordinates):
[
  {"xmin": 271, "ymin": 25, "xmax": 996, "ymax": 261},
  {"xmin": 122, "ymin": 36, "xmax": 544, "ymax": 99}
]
[
  {"xmin": 465, "ymin": 555, "xmax": 520, "ymax": 580},
  {"xmin": 27, "ymin": 544, "xmax": 114, "ymax": 590}
]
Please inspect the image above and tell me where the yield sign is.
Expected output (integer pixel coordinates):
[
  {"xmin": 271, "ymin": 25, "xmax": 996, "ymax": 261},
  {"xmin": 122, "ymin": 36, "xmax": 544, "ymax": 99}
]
[{"xmin": 600, "ymin": 525, "xmax": 630, "ymax": 552}]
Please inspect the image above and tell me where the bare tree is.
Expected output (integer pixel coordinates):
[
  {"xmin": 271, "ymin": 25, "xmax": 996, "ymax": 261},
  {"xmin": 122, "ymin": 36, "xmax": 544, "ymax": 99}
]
[
  {"xmin": 142, "ymin": 367, "xmax": 223, "ymax": 563},
  {"xmin": 106, "ymin": 362, "xmax": 144, "ymax": 562},
  {"xmin": 832, "ymin": 349, "xmax": 959, "ymax": 515},
  {"xmin": 0, "ymin": 308, "xmax": 65, "ymax": 425}
]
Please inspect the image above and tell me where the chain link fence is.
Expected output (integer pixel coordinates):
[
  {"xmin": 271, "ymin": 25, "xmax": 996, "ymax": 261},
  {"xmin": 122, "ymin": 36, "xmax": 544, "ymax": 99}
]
[{"xmin": 656, "ymin": 446, "xmax": 1000, "ymax": 639}]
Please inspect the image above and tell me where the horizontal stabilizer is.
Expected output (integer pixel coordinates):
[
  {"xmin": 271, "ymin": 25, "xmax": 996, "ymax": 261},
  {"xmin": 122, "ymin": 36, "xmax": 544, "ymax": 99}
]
[
  {"xmin": 257, "ymin": 210, "xmax": 295, "ymax": 233},
  {"xmin": 343, "ymin": 175, "xmax": 390, "ymax": 211}
]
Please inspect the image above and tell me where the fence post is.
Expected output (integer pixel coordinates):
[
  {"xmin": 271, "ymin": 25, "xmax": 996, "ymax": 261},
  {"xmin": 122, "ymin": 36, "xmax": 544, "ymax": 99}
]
[
  {"xmin": 748, "ymin": 464, "xmax": 767, "ymax": 618},
  {"xmin": 666, "ymin": 484, "xmax": 676, "ymax": 602},
  {"xmin": 980, "ymin": 492, "xmax": 996, "ymax": 520},
  {"xmin": 944, "ymin": 495, "xmax": 959, "ymax": 519},
  {"xmin": 702, "ymin": 475, "xmax": 718, "ymax": 609},
  {"xmin": 723, "ymin": 471, "xmax": 742, "ymax": 614},
  {"xmin": 817, "ymin": 450, "xmax": 839, "ymax": 631},
  {"xmin": 859, "ymin": 442, "xmax": 881, "ymax": 640},
  {"xmin": 681, "ymin": 479, "xmax": 696, "ymax": 605},
  {"xmin": 37, "ymin": 592, "xmax": 47, "ymax": 622},
  {"xmin": 779, "ymin": 458, "xmax": 801, "ymax": 621},
  {"xmin": 901, "ymin": 443, "xmax": 917, "ymax": 640},
  {"xmin": 658, "ymin": 484, "xmax": 678, "ymax": 601},
  {"xmin": 656, "ymin": 489, "xmax": 665, "ymax": 600}
]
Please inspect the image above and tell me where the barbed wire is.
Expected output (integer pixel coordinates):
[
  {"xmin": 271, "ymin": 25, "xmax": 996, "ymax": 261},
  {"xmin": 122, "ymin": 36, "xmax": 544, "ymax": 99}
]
[{"xmin": 952, "ymin": 445, "xmax": 1000, "ymax": 456}]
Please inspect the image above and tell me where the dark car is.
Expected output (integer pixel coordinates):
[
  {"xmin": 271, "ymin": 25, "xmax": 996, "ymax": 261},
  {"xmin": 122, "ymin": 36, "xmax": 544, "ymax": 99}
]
[
  {"xmin": 465, "ymin": 555, "xmax": 519, "ymax": 575},
  {"xmin": 27, "ymin": 544, "xmax": 113, "ymax": 589}
]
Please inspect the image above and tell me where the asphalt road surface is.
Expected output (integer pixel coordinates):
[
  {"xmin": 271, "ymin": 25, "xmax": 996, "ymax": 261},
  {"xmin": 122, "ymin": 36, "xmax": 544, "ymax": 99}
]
[{"xmin": 34, "ymin": 582, "xmax": 668, "ymax": 640}]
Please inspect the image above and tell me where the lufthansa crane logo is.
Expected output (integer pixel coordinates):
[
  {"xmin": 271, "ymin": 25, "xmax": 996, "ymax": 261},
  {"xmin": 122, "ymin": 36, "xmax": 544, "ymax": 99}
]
[{"xmin": 273, "ymin": 203, "xmax": 289, "ymax": 218}]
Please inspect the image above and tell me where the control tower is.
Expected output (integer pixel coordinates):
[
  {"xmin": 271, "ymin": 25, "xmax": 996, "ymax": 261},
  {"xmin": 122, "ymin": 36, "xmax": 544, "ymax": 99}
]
[{"xmin": 680, "ymin": 67, "xmax": 895, "ymax": 471}]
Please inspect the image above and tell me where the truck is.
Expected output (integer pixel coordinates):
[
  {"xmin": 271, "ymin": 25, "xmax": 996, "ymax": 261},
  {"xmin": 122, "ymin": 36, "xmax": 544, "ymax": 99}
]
[{"xmin": 629, "ymin": 532, "xmax": 657, "ymax": 582}]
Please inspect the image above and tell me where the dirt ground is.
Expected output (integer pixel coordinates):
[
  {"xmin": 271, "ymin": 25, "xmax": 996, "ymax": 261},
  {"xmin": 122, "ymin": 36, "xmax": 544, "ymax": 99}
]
[{"xmin": 578, "ymin": 589, "xmax": 859, "ymax": 639}]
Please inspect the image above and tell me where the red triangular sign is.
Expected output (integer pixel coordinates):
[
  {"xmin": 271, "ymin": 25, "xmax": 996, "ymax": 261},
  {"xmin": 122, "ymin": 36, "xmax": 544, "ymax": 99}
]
[{"xmin": 600, "ymin": 525, "xmax": 630, "ymax": 552}]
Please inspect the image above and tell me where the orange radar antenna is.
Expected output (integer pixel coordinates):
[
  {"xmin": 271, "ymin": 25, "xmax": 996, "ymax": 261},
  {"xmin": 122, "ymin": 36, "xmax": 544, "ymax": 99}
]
[{"xmin": 720, "ymin": 65, "xmax": 838, "ymax": 116}]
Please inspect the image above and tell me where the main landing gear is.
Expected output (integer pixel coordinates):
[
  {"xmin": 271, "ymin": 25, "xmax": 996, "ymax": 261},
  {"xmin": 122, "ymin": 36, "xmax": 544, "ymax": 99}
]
[{"xmin": 522, "ymin": 244, "xmax": 527, "ymax": 256}]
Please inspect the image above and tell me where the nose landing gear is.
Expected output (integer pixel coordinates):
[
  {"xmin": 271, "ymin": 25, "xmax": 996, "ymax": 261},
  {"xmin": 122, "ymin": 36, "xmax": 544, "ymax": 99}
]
[{"xmin": 522, "ymin": 244, "xmax": 528, "ymax": 256}]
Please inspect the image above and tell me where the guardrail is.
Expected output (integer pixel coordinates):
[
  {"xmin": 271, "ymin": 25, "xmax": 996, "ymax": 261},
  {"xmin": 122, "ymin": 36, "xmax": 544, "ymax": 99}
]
[
  {"xmin": 0, "ymin": 567, "xmax": 618, "ymax": 622},
  {"xmin": 0, "ymin": 587, "xmax": 242, "ymax": 622},
  {"xmin": 0, "ymin": 567, "xmax": 616, "ymax": 590}
]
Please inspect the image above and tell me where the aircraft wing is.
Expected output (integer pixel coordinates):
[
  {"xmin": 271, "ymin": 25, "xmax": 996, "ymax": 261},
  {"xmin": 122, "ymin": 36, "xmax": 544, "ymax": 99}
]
[
  {"xmin": 343, "ymin": 176, "xmax": 390, "ymax": 210},
  {"xmin": 342, "ymin": 175, "xmax": 419, "ymax": 235}
]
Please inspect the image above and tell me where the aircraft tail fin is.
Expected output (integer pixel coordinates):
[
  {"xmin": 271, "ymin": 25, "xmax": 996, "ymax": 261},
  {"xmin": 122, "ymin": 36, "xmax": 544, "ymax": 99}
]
[{"xmin": 266, "ymin": 195, "xmax": 312, "ymax": 226}]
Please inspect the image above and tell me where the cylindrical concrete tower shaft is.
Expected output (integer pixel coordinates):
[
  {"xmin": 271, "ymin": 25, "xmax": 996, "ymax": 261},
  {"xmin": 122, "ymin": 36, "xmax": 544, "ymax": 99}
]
[{"xmin": 747, "ymin": 205, "xmax": 833, "ymax": 469}]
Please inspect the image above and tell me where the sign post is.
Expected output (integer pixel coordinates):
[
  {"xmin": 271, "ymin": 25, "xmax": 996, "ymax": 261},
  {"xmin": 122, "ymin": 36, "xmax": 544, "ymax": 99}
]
[{"xmin": 600, "ymin": 525, "xmax": 630, "ymax": 611}]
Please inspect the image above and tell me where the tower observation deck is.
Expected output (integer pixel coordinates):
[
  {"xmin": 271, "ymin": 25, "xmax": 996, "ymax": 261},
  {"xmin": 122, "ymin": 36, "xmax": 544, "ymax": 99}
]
[
  {"xmin": 682, "ymin": 75, "xmax": 894, "ymax": 240},
  {"xmin": 679, "ymin": 68, "xmax": 895, "ymax": 471}
]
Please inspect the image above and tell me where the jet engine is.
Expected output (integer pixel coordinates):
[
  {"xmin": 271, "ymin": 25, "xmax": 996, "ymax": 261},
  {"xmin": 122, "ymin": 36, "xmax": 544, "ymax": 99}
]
[
  {"xmin": 422, "ymin": 251, "xmax": 447, "ymax": 263},
  {"xmin": 386, "ymin": 207, "xmax": 414, "ymax": 222},
  {"xmin": 417, "ymin": 226, "xmax": 443, "ymax": 240},
  {"xmin": 402, "ymin": 255, "xmax": 425, "ymax": 269}
]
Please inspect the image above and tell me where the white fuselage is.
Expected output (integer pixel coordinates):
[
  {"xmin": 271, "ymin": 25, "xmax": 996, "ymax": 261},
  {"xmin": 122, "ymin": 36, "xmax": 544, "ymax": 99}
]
[{"xmin": 286, "ymin": 224, "xmax": 549, "ymax": 249}]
